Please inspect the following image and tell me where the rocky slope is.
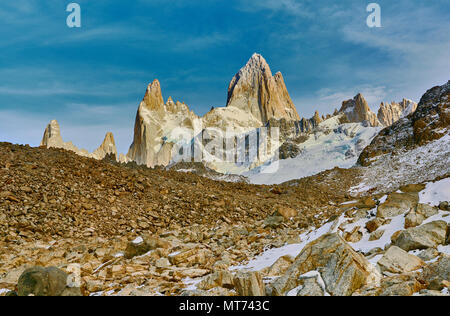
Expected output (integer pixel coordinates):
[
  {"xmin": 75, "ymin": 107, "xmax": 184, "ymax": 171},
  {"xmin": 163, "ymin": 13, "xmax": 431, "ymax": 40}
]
[
  {"xmin": 0, "ymin": 142, "xmax": 448, "ymax": 296},
  {"xmin": 0, "ymin": 141, "xmax": 368, "ymax": 296},
  {"xmin": 355, "ymin": 80, "xmax": 450, "ymax": 193}
]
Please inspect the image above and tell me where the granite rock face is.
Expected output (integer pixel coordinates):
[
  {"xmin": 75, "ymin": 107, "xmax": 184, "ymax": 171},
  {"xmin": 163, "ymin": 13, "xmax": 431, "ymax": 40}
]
[
  {"xmin": 226, "ymin": 53, "xmax": 300, "ymax": 124},
  {"xmin": 126, "ymin": 79, "xmax": 201, "ymax": 168},
  {"xmin": 377, "ymin": 246, "xmax": 425, "ymax": 274}
]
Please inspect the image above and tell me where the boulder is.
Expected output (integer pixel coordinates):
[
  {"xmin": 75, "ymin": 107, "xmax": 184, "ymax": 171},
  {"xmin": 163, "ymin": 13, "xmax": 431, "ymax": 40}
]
[
  {"xmin": 155, "ymin": 258, "xmax": 171, "ymax": 269},
  {"xmin": 264, "ymin": 215, "xmax": 284, "ymax": 229},
  {"xmin": 0, "ymin": 265, "xmax": 30, "ymax": 287},
  {"xmin": 377, "ymin": 246, "xmax": 425, "ymax": 274},
  {"xmin": 125, "ymin": 236, "xmax": 171, "ymax": 259},
  {"xmin": 343, "ymin": 226, "xmax": 363, "ymax": 243},
  {"xmin": 416, "ymin": 203, "xmax": 439, "ymax": 218},
  {"xmin": 369, "ymin": 229, "xmax": 385, "ymax": 241},
  {"xmin": 269, "ymin": 233, "xmax": 380, "ymax": 296},
  {"xmin": 356, "ymin": 197, "xmax": 377, "ymax": 209},
  {"xmin": 169, "ymin": 248, "xmax": 212, "ymax": 266},
  {"xmin": 275, "ymin": 207, "xmax": 297, "ymax": 220},
  {"xmin": 394, "ymin": 221, "xmax": 447, "ymax": 251},
  {"xmin": 377, "ymin": 192, "xmax": 418, "ymax": 218},
  {"xmin": 17, "ymin": 266, "xmax": 80, "ymax": 296},
  {"xmin": 417, "ymin": 248, "xmax": 439, "ymax": 261},
  {"xmin": 404, "ymin": 210, "xmax": 424, "ymax": 228},
  {"xmin": 353, "ymin": 273, "xmax": 425, "ymax": 296},
  {"xmin": 233, "ymin": 271, "xmax": 265, "ymax": 296},
  {"xmin": 416, "ymin": 289, "xmax": 449, "ymax": 296},
  {"xmin": 124, "ymin": 238, "xmax": 151, "ymax": 259},
  {"xmin": 198, "ymin": 271, "xmax": 235, "ymax": 291},
  {"xmin": 419, "ymin": 255, "xmax": 450, "ymax": 291},
  {"xmin": 379, "ymin": 273, "xmax": 425, "ymax": 296},
  {"xmin": 399, "ymin": 183, "xmax": 426, "ymax": 193},
  {"xmin": 365, "ymin": 218, "xmax": 384, "ymax": 233},
  {"xmin": 438, "ymin": 201, "xmax": 449, "ymax": 211}
]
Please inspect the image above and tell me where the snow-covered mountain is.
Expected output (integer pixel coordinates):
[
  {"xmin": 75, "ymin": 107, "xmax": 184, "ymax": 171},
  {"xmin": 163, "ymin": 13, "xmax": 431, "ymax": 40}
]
[
  {"xmin": 355, "ymin": 80, "xmax": 450, "ymax": 193},
  {"xmin": 244, "ymin": 114, "xmax": 382, "ymax": 184}
]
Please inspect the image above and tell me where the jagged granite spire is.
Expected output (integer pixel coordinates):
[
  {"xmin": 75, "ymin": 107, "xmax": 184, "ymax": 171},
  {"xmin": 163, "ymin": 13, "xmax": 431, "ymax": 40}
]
[{"xmin": 226, "ymin": 53, "xmax": 300, "ymax": 124}]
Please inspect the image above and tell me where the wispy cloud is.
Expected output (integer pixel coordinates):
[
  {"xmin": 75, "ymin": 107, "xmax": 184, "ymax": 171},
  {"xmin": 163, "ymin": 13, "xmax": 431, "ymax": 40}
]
[{"xmin": 236, "ymin": 0, "xmax": 313, "ymax": 18}]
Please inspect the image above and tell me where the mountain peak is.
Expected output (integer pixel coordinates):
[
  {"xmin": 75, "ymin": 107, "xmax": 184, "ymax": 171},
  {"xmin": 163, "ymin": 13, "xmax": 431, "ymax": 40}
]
[
  {"xmin": 226, "ymin": 54, "xmax": 299, "ymax": 123},
  {"xmin": 92, "ymin": 132, "xmax": 117, "ymax": 160},
  {"xmin": 245, "ymin": 53, "xmax": 272, "ymax": 75},
  {"xmin": 40, "ymin": 119, "xmax": 63, "ymax": 148},
  {"xmin": 339, "ymin": 93, "xmax": 381, "ymax": 127},
  {"xmin": 143, "ymin": 79, "xmax": 164, "ymax": 110}
]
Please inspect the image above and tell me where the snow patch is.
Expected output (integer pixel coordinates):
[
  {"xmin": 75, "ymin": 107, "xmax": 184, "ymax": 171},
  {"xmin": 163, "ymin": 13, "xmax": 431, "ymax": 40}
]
[{"xmin": 419, "ymin": 178, "xmax": 450, "ymax": 206}]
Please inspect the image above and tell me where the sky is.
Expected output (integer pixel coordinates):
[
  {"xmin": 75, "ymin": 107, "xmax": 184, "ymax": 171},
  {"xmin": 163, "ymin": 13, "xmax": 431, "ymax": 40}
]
[{"xmin": 0, "ymin": 0, "xmax": 449, "ymax": 154}]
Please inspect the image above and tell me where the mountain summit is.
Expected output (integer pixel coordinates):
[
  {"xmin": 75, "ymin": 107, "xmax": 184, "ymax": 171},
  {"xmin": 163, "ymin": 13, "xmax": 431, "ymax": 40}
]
[
  {"xmin": 339, "ymin": 93, "xmax": 381, "ymax": 127},
  {"xmin": 226, "ymin": 53, "xmax": 300, "ymax": 124}
]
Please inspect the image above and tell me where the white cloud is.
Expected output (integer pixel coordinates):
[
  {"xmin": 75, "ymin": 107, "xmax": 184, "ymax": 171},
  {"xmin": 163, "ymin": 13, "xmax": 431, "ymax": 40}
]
[{"xmin": 236, "ymin": 0, "xmax": 313, "ymax": 18}]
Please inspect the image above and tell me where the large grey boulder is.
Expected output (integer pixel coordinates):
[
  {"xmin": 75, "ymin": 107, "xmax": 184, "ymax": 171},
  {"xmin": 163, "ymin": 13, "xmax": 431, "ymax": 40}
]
[
  {"xmin": 394, "ymin": 221, "xmax": 447, "ymax": 251},
  {"xmin": 377, "ymin": 192, "xmax": 418, "ymax": 218},
  {"xmin": 17, "ymin": 266, "xmax": 81, "ymax": 297},
  {"xmin": 419, "ymin": 254, "xmax": 450, "ymax": 291},
  {"xmin": 377, "ymin": 246, "xmax": 425, "ymax": 274},
  {"xmin": 269, "ymin": 233, "xmax": 380, "ymax": 296}
]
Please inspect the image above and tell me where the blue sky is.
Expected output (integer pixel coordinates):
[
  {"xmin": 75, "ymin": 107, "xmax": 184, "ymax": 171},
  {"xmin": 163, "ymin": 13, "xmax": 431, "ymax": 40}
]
[{"xmin": 0, "ymin": 0, "xmax": 449, "ymax": 154}]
